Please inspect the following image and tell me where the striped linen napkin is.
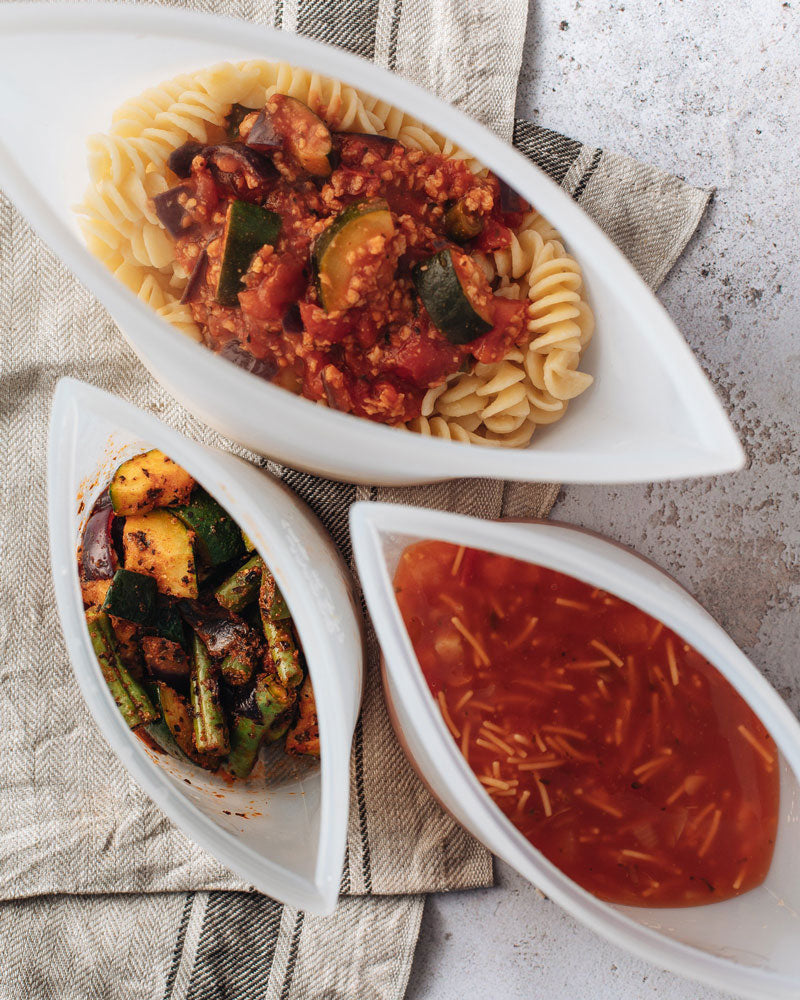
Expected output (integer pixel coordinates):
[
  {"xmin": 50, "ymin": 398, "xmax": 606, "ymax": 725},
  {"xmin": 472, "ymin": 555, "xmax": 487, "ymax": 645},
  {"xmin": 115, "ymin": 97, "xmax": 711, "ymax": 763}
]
[{"xmin": 0, "ymin": 1, "xmax": 711, "ymax": 997}]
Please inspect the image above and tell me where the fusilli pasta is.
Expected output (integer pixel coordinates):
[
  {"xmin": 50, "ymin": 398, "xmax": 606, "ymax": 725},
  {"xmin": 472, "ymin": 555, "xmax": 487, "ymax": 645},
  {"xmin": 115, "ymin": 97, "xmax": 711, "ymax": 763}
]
[{"xmin": 77, "ymin": 60, "xmax": 593, "ymax": 448}]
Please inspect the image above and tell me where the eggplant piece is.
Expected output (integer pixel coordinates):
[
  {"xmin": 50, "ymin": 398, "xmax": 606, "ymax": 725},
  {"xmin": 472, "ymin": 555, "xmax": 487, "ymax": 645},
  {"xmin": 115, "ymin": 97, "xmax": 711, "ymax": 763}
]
[
  {"xmin": 167, "ymin": 140, "xmax": 205, "ymax": 179},
  {"xmin": 180, "ymin": 246, "xmax": 208, "ymax": 305},
  {"xmin": 221, "ymin": 681, "xmax": 261, "ymax": 722},
  {"xmin": 153, "ymin": 185, "xmax": 195, "ymax": 239},
  {"xmin": 81, "ymin": 506, "xmax": 118, "ymax": 581},
  {"xmin": 250, "ymin": 95, "xmax": 333, "ymax": 177},
  {"xmin": 498, "ymin": 177, "xmax": 529, "ymax": 214},
  {"xmin": 219, "ymin": 340, "xmax": 280, "ymax": 381},
  {"xmin": 243, "ymin": 109, "xmax": 282, "ymax": 153},
  {"xmin": 281, "ymin": 302, "xmax": 303, "ymax": 336},
  {"xmin": 337, "ymin": 132, "xmax": 399, "ymax": 157},
  {"xmin": 203, "ymin": 143, "xmax": 276, "ymax": 200},
  {"xmin": 179, "ymin": 599, "xmax": 259, "ymax": 659}
]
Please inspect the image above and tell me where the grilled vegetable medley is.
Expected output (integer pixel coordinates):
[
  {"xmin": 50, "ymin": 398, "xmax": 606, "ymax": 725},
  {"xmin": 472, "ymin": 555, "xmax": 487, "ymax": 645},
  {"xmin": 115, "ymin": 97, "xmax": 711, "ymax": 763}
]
[{"xmin": 79, "ymin": 449, "xmax": 319, "ymax": 777}]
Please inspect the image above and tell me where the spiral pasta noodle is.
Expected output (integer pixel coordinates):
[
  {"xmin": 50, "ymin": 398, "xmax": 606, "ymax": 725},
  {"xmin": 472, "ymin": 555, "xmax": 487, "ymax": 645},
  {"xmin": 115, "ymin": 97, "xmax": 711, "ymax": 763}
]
[{"xmin": 77, "ymin": 60, "xmax": 593, "ymax": 449}]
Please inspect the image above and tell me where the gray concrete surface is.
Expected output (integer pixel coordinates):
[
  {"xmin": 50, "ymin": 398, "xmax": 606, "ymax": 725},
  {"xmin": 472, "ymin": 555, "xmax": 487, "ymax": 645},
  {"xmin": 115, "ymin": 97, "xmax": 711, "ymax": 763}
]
[{"xmin": 406, "ymin": 2, "xmax": 799, "ymax": 997}]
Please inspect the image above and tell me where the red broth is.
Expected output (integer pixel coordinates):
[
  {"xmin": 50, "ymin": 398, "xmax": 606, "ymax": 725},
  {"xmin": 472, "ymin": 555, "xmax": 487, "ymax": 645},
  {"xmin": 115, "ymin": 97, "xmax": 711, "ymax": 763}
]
[{"xmin": 393, "ymin": 540, "xmax": 780, "ymax": 907}]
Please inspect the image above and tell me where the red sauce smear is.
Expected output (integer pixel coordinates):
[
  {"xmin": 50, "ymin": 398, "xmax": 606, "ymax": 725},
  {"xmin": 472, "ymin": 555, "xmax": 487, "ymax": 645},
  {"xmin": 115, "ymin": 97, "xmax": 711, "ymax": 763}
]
[{"xmin": 394, "ymin": 541, "xmax": 780, "ymax": 907}]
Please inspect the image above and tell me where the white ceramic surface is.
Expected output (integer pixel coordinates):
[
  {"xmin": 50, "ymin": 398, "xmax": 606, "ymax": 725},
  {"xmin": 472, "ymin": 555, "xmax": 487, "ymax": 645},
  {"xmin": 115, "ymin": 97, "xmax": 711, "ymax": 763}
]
[
  {"xmin": 48, "ymin": 378, "xmax": 364, "ymax": 914},
  {"xmin": 350, "ymin": 502, "xmax": 800, "ymax": 999},
  {"xmin": 0, "ymin": 2, "xmax": 743, "ymax": 485}
]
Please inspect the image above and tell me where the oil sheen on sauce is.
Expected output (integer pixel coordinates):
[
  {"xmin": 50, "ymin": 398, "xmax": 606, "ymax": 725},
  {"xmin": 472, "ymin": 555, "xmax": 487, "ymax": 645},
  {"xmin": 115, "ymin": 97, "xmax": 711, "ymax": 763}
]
[{"xmin": 393, "ymin": 540, "xmax": 780, "ymax": 907}]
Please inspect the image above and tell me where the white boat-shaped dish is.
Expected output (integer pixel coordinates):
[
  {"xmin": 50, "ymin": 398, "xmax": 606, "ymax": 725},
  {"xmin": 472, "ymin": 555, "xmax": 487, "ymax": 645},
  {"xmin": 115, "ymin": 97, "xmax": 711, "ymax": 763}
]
[
  {"xmin": 350, "ymin": 502, "xmax": 800, "ymax": 998},
  {"xmin": 0, "ymin": 2, "xmax": 743, "ymax": 485},
  {"xmin": 48, "ymin": 378, "xmax": 364, "ymax": 914}
]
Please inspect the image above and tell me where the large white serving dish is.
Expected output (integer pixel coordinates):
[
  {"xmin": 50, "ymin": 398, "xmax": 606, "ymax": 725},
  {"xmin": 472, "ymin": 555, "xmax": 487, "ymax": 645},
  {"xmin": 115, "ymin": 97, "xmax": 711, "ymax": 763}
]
[
  {"xmin": 350, "ymin": 501, "xmax": 800, "ymax": 998},
  {"xmin": 0, "ymin": 2, "xmax": 743, "ymax": 485},
  {"xmin": 48, "ymin": 378, "xmax": 364, "ymax": 914}
]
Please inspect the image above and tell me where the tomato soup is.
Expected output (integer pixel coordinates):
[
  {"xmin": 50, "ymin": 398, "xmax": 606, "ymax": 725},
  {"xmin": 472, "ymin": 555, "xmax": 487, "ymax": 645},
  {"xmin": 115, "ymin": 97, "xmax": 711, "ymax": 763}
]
[{"xmin": 393, "ymin": 540, "xmax": 780, "ymax": 907}]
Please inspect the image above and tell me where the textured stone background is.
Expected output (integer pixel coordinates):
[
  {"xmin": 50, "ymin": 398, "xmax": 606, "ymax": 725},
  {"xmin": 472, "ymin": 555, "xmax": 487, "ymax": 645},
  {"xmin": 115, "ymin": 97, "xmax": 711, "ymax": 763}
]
[{"xmin": 407, "ymin": 1, "xmax": 799, "ymax": 997}]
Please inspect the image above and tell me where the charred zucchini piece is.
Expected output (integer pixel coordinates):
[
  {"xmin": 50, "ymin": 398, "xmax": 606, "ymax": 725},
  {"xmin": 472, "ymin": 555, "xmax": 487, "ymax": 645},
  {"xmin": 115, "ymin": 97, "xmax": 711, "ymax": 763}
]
[
  {"xmin": 216, "ymin": 200, "xmax": 281, "ymax": 307},
  {"xmin": 412, "ymin": 249, "xmax": 493, "ymax": 345},
  {"xmin": 123, "ymin": 510, "xmax": 198, "ymax": 599},
  {"xmin": 189, "ymin": 634, "xmax": 229, "ymax": 756},
  {"xmin": 215, "ymin": 554, "xmax": 263, "ymax": 612},
  {"xmin": 172, "ymin": 489, "xmax": 244, "ymax": 567},
  {"xmin": 225, "ymin": 103, "xmax": 259, "ymax": 141},
  {"xmin": 86, "ymin": 609, "xmax": 158, "ymax": 728},
  {"xmin": 102, "ymin": 569, "xmax": 158, "ymax": 626},
  {"xmin": 248, "ymin": 94, "xmax": 333, "ymax": 176},
  {"xmin": 145, "ymin": 683, "xmax": 195, "ymax": 763},
  {"xmin": 109, "ymin": 449, "xmax": 195, "ymax": 516},
  {"xmin": 152, "ymin": 595, "xmax": 187, "ymax": 647},
  {"xmin": 444, "ymin": 199, "xmax": 484, "ymax": 242},
  {"xmin": 259, "ymin": 566, "xmax": 290, "ymax": 622},
  {"xmin": 141, "ymin": 635, "xmax": 190, "ymax": 682},
  {"xmin": 312, "ymin": 200, "xmax": 395, "ymax": 313},
  {"xmin": 285, "ymin": 675, "xmax": 320, "ymax": 757}
]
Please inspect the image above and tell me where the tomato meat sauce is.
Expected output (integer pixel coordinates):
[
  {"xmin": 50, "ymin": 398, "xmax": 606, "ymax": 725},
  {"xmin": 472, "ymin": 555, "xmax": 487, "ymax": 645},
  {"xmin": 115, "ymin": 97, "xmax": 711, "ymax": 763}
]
[
  {"xmin": 160, "ymin": 95, "xmax": 528, "ymax": 425},
  {"xmin": 393, "ymin": 541, "xmax": 780, "ymax": 907}
]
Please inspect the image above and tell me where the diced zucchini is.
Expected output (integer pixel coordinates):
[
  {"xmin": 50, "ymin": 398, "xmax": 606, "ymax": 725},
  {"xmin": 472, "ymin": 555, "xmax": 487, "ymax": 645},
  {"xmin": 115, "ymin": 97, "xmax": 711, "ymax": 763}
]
[
  {"xmin": 109, "ymin": 449, "xmax": 195, "ymax": 516},
  {"xmin": 123, "ymin": 510, "xmax": 198, "ymax": 599},
  {"xmin": 285, "ymin": 675, "xmax": 320, "ymax": 757},
  {"xmin": 312, "ymin": 200, "xmax": 395, "ymax": 313},
  {"xmin": 413, "ymin": 249, "xmax": 493, "ymax": 344},
  {"xmin": 241, "ymin": 530, "xmax": 256, "ymax": 552},
  {"xmin": 141, "ymin": 635, "xmax": 190, "ymax": 682},
  {"xmin": 172, "ymin": 489, "xmax": 245, "ymax": 567},
  {"xmin": 151, "ymin": 681, "xmax": 197, "ymax": 759},
  {"xmin": 445, "ymin": 199, "xmax": 484, "ymax": 242},
  {"xmin": 216, "ymin": 200, "xmax": 281, "ymax": 307},
  {"xmin": 215, "ymin": 555, "xmax": 263, "ymax": 612},
  {"xmin": 152, "ymin": 595, "xmax": 187, "ymax": 647},
  {"xmin": 101, "ymin": 569, "xmax": 158, "ymax": 625}
]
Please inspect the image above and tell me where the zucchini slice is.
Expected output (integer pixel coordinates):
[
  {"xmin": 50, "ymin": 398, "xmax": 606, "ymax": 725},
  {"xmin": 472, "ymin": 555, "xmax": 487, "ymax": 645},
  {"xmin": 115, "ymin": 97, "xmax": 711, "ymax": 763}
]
[
  {"xmin": 248, "ymin": 95, "xmax": 333, "ymax": 176},
  {"xmin": 444, "ymin": 200, "xmax": 484, "ymax": 242},
  {"xmin": 123, "ymin": 510, "xmax": 198, "ymax": 599},
  {"xmin": 216, "ymin": 200, "xmax": 281, "ymax": 307},
  {"xmin": 172, "ymin": 489, "xmax": 244, "ymax": 567},
  {"xmin": 312, "ymin": 200, "xmax": 395, "ymax": 313},
  {"xmin": 147, "ymin": 682, "xmax": 198, "ymax": 761},
  {"xmin": 109, "ymin": 449, "xmax": 195, "ymax": 516},
  {"xmin": 152, "ymin": 595, "xmax": 187, "ymax": 647},
  {"xmin": 412, "ymin": 249, "xmax": 493, "ymax": 345},
  {"xmin": 102, "ymin": 569, "xmax": 158, "ymax": 625}
]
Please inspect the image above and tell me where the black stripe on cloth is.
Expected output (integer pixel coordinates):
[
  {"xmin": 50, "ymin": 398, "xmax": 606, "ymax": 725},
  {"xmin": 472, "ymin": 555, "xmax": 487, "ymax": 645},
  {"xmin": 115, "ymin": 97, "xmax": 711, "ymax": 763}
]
[
  {"xmin": 186, "ymin": 892, "xmax": 283, "ymax": 999},
  {"xmin": 274, "ymin": 0, "xmax": 283, "ymax": 30},
  {"xmin": 512, "ymin": 119, "xmax": 583, "ymax": 185},
  {"xmin": 388, "ymin": 0, "xmax": 403, "ymax": 71},
  {"xmin": 163, "ymin": 892, "xmax": 195, "ymax": 1000},
  {"xmin": 572, "ymin": 146, "xmax": 603, "ymax": 202},
  {"xmin": 297, "ymin": 0, "xmax": 380, "ymax": 60},
  {"xmin": 353, "ymin": 714, "xmax": 373, "ymax": 892},
  {"xmin": 279, "ymin": 469, "xmax": 357, "ymax": 563},
  {"xmin": 340, "ymin": 842, "xmax": 351, "ymax": 894},
  {"xmin": 279, "ymin": 911, "xmax": 305, "ymax": 1000}
]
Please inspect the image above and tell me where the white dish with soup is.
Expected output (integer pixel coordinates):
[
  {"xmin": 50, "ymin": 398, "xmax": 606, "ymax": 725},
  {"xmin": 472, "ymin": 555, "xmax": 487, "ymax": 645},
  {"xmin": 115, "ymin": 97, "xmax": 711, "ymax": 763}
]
[
  {"xmin": 49, "ymin": 378, "xmax": 364, "ymax": 914},
  {"xmin": 0, "ymin": 2, "xmax": 742, "ymax": 484},
  {"xmin": 350, "ymin": 502, "xmax": 800, "ymax": 999}
]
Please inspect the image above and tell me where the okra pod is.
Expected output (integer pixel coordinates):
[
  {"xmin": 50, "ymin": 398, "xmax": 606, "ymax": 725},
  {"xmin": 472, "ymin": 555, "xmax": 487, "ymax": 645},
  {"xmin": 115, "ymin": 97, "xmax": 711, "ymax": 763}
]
[
  {"xmin": 215, "ymin": 555, "xmax": 264, "ymax": 612},
  {"xmin": 259, "ymin": 567, "xmax": 290, "ymax": 623},
  {"xmin": 189, "ymin": 634, "xmax": 230, "ymax": 755},
  {"xmin": 263, "ymin": 620, "xmax": 303, "ymax": 689},
  {"xmin": 86, "ymin": 610, "xmax": 158, "ymax": 728}
]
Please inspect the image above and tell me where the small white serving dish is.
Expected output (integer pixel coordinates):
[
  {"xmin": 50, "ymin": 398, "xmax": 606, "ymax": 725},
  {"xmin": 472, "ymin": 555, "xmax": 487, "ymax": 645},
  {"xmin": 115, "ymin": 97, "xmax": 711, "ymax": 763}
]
[
  {"xmin": 350, "ymin": 501, "xmax": 800, "ymax": 998},
  {"xmin": 48, "ymin": 378, "xmax": 364, "ymax": 914},
  {"xmin": 0, "ymin": 2, "xmax": 743, "ymax": 485}
]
